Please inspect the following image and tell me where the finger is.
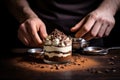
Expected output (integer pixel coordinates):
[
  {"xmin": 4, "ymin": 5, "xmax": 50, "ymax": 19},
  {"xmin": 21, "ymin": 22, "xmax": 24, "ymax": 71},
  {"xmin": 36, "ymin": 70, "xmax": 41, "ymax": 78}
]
[
  {"xmin": 97, "ymin": 23, "xmax": 108, "ymax": 37},
  {"xmin": 71, "ymin": 18, "xmax": 86, "ymax": 32},
  {"xmin": 39, "ymin": 22, "xmax": 48, "ymax": 40},
  {"xmin": 18, "ymin": 24, "xmax": 33, "ymax": 46},
  {"xmin": 26, "ymin": 22, "xmax": 43, "ymax": 45},
  {"xmin": 82, "ymin": 20, "xmax": 102, "ymax": 40},
  {"xmin": 18, "ymin": 33, "xmax": 29, "ymax": 46},
  {"xmin": 104, "ymin": 23, "xmax": 114, "ymax": 36},
  {"xmin": 75, "ymin": 15, "xmax": 96, "ymax": 38}
]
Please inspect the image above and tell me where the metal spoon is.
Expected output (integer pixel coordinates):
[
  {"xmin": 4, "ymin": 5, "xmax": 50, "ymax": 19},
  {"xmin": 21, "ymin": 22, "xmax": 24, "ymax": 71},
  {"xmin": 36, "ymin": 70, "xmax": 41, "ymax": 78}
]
[
  {"xmin": 72, "ymin": 38, "xmax": 89, "ymax": 49},
  {"xmin": 83, "ymin": 46, "xmax": 120, "ymax": 55},
  {"xmin": 27, "ymin": 48, "xmax": 44, "ymax": 55}
]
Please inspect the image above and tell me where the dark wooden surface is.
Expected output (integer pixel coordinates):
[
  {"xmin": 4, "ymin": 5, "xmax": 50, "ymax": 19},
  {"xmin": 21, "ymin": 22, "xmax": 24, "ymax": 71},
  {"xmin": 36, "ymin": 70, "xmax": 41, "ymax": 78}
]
[{"xmin": 0, "ymin": 48, "xmax": 120, "ymax": 80}]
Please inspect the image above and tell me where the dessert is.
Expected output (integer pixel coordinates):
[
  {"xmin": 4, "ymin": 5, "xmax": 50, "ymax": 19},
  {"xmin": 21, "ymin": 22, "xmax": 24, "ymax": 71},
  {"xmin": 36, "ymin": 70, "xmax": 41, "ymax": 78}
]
[{"xmin": 43, "ymin": 29, "xmax": 72, "ymax": 63}]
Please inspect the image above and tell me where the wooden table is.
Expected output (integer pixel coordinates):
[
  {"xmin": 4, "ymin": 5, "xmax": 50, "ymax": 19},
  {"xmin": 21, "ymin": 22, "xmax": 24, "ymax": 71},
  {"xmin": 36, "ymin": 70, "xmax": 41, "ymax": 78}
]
[{"xmin": 0, "ymin": 48, "xmax": 120, "ymax": 80}]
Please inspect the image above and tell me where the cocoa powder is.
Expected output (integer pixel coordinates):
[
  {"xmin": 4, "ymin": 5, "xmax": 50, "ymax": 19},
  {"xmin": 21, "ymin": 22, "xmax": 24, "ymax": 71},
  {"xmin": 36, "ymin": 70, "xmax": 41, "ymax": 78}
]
[{"xmin": 10, "ymin": 54, "xmax": 100, "ymax": 72}]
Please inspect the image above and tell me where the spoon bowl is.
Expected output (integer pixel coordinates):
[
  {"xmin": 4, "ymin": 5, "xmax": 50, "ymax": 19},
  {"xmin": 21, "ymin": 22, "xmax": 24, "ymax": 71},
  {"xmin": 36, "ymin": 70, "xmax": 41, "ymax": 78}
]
[{"xmin": 83, "ymin": 46, "xmax": 108, "ymax": 55}]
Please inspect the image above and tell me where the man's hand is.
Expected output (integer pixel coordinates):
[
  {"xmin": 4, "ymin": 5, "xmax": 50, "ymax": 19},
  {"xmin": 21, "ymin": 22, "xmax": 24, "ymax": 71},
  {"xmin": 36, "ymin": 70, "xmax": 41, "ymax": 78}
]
[
  {"xmin": 71, "ymin": 9, "xmax": 115, "ymax": 41},
  {"xmin": 5, "ymin": 0, "xmax": 48, "ymax": 47},
  {"xmin": 71, "ymin": 0, "xmax": 120, "ymax": 41},
  {"xmin": 18, "ymin": 17, "xmax": 48, "ymax": 47}
]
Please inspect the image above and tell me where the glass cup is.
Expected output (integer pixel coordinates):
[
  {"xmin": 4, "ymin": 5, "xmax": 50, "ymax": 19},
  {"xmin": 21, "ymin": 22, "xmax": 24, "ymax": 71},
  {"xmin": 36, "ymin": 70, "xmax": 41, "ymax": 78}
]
[{"xmin": 72, "ymin": 38, "xmax": 89, "ymax": 52}]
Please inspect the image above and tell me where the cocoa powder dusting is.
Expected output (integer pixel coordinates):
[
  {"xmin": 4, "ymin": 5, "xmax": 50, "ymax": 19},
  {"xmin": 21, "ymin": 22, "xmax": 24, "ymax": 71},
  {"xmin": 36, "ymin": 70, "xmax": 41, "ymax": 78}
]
[{"xmin": 10, "ymin": 54, "xmax": 100, "ymax": 72}]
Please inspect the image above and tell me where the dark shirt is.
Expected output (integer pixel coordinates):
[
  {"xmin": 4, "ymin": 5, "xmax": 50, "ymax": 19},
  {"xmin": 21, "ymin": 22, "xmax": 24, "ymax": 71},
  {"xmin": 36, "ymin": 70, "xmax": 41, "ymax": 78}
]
[{"xmin": 28, "ymin": 0, "xmax": 103, "ymax": 46}]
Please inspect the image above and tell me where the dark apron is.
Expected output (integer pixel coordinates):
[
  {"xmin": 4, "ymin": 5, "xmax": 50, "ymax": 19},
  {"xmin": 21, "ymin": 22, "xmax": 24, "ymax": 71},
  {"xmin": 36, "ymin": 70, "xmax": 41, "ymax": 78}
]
[{"xmin": 28, "ymin": 0, "xmax": 103, "ymax": 47}]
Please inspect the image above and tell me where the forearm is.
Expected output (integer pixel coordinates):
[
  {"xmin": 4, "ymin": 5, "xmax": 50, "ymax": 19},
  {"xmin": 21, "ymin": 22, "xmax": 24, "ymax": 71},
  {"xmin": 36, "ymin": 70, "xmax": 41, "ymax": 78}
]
[
  {"xmin": 97, "ymin": 0, "xmax": 120, "ymax": 16},
  {"xmin": 5, "ymin": 0, "xmax": 38, "ymax": 23}
]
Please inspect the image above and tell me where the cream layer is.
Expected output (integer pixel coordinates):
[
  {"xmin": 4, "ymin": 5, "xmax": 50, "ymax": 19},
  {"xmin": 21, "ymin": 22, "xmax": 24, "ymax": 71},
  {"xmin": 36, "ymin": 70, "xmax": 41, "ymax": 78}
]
[
  {"xmin": 44, "ymin": 45, "xmax": 72, "ymax": 53},
  {"xmin": 44, "ymin": 52, "xmax": 71, "ymax": 58}
]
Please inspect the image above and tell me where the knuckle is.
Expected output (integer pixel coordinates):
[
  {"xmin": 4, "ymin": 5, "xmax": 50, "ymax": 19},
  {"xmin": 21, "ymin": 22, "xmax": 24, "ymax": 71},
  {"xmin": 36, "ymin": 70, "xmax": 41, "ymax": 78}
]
[
  {"xmin": 90, "ymin": 31, "xmax": 96, "ymax": 37},
  {"xmin": 82, "ymin": 25, "xmax": 89, "ymax": 32},
  {"xmin": 26, "ymin": 19, "xmax": 34, "ymax": 26},
  {"xmin": 100, "ymin": 18, "xmax": 105, "ymax": 22},
  {"xmin": 31, "ymin": 32, "xmax": 36, "ymax": 37},
  {"xmin": 97, "ymin": 34, "xmax": 103, "ymax": 38},
  {"xmin": 89, "ymin": 12, "xmax": 97, "ymax": 20},
  {"xmin": 110, "ymin": 20, "xmax": 115, "ymax": 26},
  {"xmin": 19, "ymin": 24, "xmax": 25, "ymax": 29},
  {"xmin": 105, "ymin": 33, "xmax": 109, "ymax": 37}
]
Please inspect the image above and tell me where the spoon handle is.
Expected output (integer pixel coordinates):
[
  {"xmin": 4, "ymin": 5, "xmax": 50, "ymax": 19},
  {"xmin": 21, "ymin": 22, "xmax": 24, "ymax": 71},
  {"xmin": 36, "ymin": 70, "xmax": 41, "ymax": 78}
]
[{"xmin": 107, "ymin": 47, "xmax": 120, "ymax": 50}]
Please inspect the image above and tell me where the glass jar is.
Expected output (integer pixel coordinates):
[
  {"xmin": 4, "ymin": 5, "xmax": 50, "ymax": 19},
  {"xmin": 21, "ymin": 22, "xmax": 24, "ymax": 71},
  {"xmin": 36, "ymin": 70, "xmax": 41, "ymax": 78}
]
[{"xmin": 72, "ymin": 38, "xmax": 89, "ymax": 52}]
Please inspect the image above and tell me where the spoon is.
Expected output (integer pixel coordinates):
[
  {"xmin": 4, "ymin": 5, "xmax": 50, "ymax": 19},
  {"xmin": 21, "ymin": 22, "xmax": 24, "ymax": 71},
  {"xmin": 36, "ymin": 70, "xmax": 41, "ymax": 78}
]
[
  {"xmin": 83, "ymin": 46, "xmax": 120, "ymax": 55},
  {"xmin": 27, "ymin": 48, "xmax": 44, "ymax": 55},
  {"xmin": 72, "ymin": 38, "xmax": 89, "ymax": 49}
]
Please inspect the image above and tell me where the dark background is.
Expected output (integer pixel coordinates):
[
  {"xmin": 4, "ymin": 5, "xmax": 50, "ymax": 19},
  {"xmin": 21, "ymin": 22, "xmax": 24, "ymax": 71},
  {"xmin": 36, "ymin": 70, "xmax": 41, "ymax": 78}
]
[
  {"xmin": 0, "ymin": 1, "xmax": 120, "ymax": 52},
  {"xmin": 103, "ymin": 11, "xmax": 120, "ymax": 47}
]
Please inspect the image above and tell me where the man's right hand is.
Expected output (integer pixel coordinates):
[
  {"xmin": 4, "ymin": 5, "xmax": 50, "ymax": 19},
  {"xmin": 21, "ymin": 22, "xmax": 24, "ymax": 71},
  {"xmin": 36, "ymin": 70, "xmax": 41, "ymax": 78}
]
[{"xmin": 18, "ymin": 17, "xmax": 48, "ymax": 47}]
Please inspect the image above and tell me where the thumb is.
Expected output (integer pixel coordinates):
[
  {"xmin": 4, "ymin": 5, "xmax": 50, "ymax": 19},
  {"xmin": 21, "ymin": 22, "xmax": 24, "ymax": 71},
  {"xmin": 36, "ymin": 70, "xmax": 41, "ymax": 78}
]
[{"xmin": 39, "ymin": 23, "xmax": 48, "ymax": 40}]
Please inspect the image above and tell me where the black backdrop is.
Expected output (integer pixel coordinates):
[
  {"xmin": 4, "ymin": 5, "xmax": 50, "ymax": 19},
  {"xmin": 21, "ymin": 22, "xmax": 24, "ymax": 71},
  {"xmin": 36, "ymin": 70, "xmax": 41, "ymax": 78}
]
[{"xmin": 103, "ymin": 11, "xmax": 120, "ymax": 47}]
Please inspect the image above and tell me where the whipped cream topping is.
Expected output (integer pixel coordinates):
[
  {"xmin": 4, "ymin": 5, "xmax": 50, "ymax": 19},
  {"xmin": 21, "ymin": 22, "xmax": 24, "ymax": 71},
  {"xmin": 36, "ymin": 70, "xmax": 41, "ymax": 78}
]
[{"xmin": 44, "ymin": 29, "xmax": 72, "ymax": 47}]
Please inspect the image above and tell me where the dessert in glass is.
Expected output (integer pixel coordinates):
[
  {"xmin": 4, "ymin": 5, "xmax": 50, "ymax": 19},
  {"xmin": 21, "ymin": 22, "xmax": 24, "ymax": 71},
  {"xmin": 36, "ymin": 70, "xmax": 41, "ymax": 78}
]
[{"xmin": 43, "ymin": 29, "xmax": 72, "ymax": 64}]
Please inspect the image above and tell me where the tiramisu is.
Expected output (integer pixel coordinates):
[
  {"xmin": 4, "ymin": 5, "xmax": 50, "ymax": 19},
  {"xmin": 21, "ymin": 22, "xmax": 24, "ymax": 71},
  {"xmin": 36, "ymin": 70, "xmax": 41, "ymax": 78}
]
[{"xmin": 43, "ymin": 29, "xmax": 72, "ymax": 64}]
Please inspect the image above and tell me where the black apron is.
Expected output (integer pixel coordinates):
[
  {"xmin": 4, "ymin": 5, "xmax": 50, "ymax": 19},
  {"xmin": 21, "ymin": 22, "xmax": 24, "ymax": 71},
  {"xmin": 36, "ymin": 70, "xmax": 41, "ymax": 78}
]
[{"xmin": 28, "ymin": 0, "xmax": 104, "ymax": 47}]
